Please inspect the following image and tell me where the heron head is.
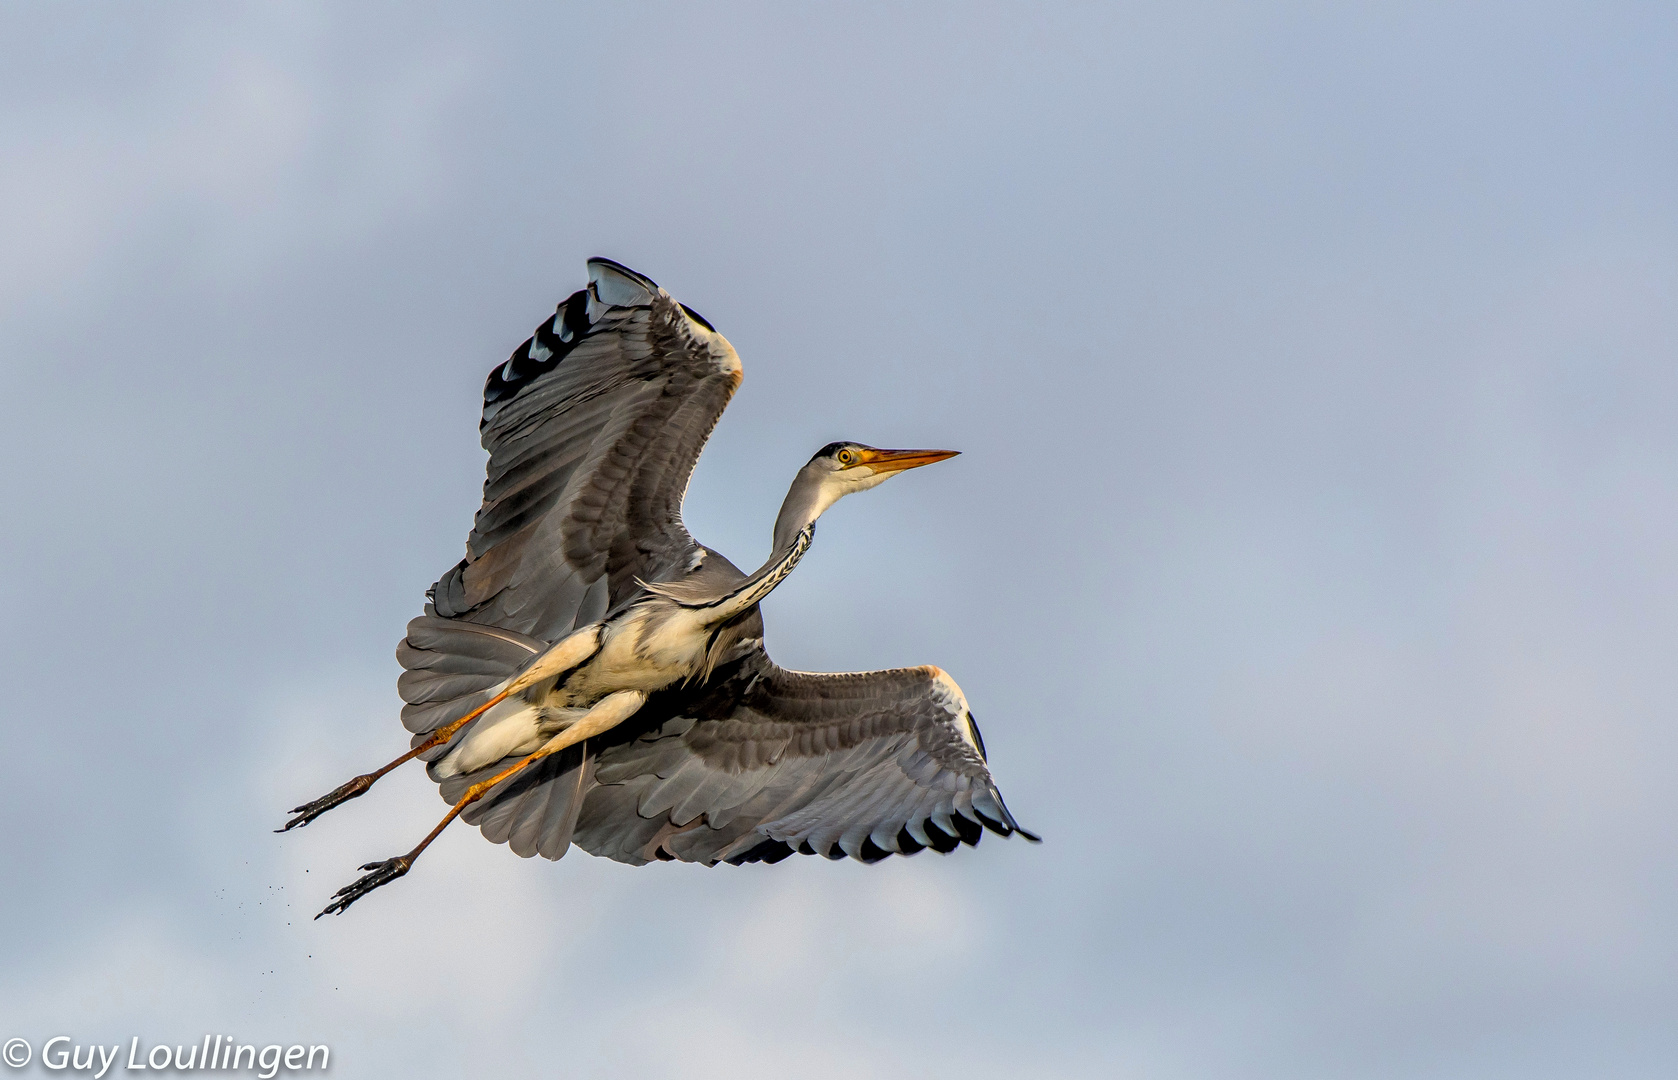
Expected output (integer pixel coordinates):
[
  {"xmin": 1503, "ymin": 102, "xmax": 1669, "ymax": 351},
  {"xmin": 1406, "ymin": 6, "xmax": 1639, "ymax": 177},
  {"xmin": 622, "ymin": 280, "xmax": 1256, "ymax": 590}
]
[
  {"xmin": 772, "ymin": 442, "xmax": 958, "ymax": 550},
  {"xmin": 807, "ymin": 442, "xmax": 960, "ymax": 494}
]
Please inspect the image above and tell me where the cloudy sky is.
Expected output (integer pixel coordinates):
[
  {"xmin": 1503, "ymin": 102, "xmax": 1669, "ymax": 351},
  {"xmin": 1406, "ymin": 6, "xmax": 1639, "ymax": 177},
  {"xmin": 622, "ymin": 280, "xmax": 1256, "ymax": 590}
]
[{"xmin": 2, "ymin": 3, "xmax": 1675, "ymax": 1078}]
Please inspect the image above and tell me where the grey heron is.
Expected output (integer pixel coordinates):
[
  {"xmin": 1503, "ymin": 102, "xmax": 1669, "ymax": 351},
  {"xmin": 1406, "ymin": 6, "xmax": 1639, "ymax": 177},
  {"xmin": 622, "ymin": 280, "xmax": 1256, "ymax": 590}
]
[{"xmin": 283, "ymin": 258, "xmax": 1038, "ymax": 917}]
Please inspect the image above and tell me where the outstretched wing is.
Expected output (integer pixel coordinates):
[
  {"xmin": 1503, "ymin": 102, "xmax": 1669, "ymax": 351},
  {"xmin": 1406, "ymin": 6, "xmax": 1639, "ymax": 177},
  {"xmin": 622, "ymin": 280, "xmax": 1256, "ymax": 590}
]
[
  {"xmin": 461, "ymin": 646, "xmax": 1039, "ymax": 865},
  {"xmin": 428, "ymin": 258, "xmax": 742, "ymax": 643}
]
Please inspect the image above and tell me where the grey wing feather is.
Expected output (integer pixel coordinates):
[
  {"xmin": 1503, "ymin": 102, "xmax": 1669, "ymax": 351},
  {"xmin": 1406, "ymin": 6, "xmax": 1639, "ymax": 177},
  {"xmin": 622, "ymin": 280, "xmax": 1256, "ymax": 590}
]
[
  {"xmin": 566, "ymin": 647, "xmax": 1039, "ymax": 867},
  {"xmin": 396, "ymin": 610, "xmax": 546, "ymax": 757},
  {"xmin": 429, "ymin": 258, "xmax": 742, "ymax": 642}
]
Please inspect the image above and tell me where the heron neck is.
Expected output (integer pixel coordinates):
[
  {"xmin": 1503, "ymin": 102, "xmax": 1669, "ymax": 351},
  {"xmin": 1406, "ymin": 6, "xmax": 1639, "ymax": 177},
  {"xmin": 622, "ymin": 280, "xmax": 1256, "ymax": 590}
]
[
  {"xmin": 699, "ymin": 523, "xmax": 815, "ymax": 624},
  {"xmin": 687, "ymin": 466, "xmax": 829, "ymax": 623}
]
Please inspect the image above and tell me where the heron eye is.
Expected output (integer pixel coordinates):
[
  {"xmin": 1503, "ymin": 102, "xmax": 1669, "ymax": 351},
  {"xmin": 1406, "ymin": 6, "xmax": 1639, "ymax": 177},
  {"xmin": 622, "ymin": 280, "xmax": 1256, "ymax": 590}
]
[{"xmin": 837, "ymin": 449, "xmax": 855, "ymax": 465}]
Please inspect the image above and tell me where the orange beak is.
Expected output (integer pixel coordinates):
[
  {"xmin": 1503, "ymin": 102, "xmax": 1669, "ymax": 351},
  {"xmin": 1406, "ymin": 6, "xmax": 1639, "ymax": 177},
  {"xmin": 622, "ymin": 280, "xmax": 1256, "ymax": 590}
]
[{"xmin": 854, "ymin": 448, "xmax": 960, "ymax": 474}]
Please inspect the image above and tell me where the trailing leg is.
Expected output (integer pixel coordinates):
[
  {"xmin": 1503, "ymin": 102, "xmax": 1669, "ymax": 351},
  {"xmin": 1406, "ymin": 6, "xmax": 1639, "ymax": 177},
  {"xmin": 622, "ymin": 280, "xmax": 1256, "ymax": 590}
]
[
  {"xmin": 315, "ymin": 689, "xmax": 646, "ymax": 917},
  {"xmin": 277, "ymin": 625, "xmax": 604, "ymax": 831}
]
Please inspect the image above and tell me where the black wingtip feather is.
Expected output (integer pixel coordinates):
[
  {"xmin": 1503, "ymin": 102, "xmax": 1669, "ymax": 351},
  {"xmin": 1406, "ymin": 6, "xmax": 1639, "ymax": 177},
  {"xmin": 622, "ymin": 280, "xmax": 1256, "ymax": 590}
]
[
  {"xmin": 726, "ymin": 838, "xmax": 796, "ymax": 865},
  {"xmin": 857, "ymin": 837, "xmax": 892, "ymax": 864},
  {"xmin": 757, "ymin": 840, "xmax": 795, "ymax": 864},
  {"xmin": 558, "ymin": 288, "xmax": 592, "ymax": 339},
  {"xmin": 967, "ymin": 711, "xmax": 989, "ymax": 761},
  {"xmin": 991, "ymin": 789, "xmax": 1041, "ymax": 843},
  {"xmin": 481, "ymin": 289, "xmax": 592, "ymax": 425},
  {"xmin": 679, "ymin": 303, "xmax": 715, "ymax": 331},
  {"xmin": 922, "ymin": 821, "xmax": 961, "ymax": 854}
]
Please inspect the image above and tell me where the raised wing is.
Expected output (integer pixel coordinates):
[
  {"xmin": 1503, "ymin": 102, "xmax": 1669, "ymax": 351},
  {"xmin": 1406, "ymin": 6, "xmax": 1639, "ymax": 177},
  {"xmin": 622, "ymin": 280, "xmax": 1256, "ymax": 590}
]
[
  {"xmin": 428, "ymin": 258, "xmax": 742, "ymax": 642},
  {"xmin": 448, "ymin": 646, "xmax": 1039, "ymax": 865}
]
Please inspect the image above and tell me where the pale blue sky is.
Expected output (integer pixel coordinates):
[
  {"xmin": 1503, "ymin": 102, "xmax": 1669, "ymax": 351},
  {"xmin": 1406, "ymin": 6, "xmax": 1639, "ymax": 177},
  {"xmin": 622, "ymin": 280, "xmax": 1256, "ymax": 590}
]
[{"xmin": 1, "ymin": 4, "xmax": 1675, "ymax": 1077}]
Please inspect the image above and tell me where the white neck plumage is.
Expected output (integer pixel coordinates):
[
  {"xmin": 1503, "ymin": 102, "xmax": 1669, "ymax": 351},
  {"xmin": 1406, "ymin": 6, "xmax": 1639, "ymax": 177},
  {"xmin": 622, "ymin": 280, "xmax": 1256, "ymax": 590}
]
[
  {"xmin": 643, "ymin": 461, "xmax": 846, "ymax": 622},
  {"xmin": 688, "ymin": 523, "xmax": 815, "ymax": 624}
]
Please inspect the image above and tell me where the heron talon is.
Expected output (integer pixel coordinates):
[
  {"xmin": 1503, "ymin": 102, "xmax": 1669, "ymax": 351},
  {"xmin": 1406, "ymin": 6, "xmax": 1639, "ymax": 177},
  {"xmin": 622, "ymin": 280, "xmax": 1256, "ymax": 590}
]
[
  {"xmin": 277, "ymin": 774, "xmax": 374, "ymax": 832},
  {"xmin": 315, "ymin": 856, "xmax": 411, "ymax": 918}
]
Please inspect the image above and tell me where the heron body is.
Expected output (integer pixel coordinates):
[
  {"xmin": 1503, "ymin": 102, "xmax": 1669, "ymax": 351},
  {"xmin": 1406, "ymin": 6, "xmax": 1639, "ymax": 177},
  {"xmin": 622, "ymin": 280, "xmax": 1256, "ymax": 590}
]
[
  {"xmin": 431, "ymin": 548, "xmax": 778, "ymax": 779},
  {"xmin": 287, "ymin": 258, "xmax": 1037, "ymax": 915}
]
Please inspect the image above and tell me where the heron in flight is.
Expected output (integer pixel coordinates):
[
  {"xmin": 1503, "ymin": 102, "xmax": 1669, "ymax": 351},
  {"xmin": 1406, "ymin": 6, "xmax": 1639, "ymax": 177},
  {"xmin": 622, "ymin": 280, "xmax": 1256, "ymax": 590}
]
[{"xmin": 283, "ymin": 259, "xmax": 1037, "ymax": 916}]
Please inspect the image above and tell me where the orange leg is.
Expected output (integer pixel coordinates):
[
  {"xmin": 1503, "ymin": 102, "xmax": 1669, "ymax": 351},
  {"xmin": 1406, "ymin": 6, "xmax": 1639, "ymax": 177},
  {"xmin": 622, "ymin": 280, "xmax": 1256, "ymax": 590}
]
[
  {"xmin": 280, "ymin": 626, "xmax": 606, "ymax": 832},
  {"xmin": 315, "ymin": 690, "xmax": 646, "ymax": 918},
  {"xmin": 276, "ymin": 690, "xmax": 512, "ymax": 832}
]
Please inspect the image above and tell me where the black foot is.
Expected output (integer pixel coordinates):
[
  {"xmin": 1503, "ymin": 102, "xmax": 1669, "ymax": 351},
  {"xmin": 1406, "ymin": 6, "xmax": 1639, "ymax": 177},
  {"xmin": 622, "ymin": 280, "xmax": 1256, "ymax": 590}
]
[
  {"xmin": 277, "ymin": 774, "xmax": 374, "ymax": 832},
  {"xmin": 315, "ymin": 856, "xmax": 412, "ymax": 918}
]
